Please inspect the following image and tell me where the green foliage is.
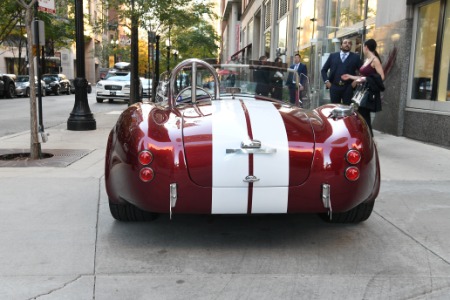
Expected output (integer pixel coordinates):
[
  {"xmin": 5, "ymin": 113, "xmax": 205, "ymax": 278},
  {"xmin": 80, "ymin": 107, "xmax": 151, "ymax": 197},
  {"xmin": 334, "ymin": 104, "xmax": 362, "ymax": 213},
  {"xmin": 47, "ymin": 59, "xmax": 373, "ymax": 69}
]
[
  {"xmin": 0, "ymin": 0, "xmax": 24, "ymax": 46},
  {"xmin": 3, "ymin": 1, "xmax": 75, "ymax": 53},
  {"xmin": 107, "ymin": 0, "xmax": 219, "ymax": 71}
]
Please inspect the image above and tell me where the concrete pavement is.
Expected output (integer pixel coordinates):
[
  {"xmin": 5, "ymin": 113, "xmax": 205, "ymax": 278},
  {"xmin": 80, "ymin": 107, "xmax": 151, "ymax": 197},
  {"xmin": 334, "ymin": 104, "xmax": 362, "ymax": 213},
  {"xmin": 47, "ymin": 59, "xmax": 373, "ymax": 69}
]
[{"xmin": 1, "ymin": 110, "xmax": 450, "ymax": 299}]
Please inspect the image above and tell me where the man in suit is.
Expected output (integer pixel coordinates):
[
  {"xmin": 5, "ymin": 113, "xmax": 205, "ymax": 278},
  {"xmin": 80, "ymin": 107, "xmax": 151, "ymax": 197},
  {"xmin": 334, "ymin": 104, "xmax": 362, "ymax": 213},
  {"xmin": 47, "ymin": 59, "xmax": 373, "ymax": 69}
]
[
  {"xmin": 286, "ymin": 53, "xmax": 308, "ymax": 104},
  {"xmin": 321, "ymin": 39, "xmax": 362, "ymax": 105}
]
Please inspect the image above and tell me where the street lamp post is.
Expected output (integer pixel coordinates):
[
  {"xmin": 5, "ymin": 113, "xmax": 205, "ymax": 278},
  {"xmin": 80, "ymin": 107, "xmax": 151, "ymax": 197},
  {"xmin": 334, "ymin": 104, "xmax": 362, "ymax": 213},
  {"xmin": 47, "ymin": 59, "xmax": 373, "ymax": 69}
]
[
  {"xmin": 153, "ymin": 35, "xmax": 160, "ymax": 100},
  {"xmin": 166, "ymin": 39, "xmax": 171, "ymax": 73},
  {"xmin": 67, "ymin": 0, "xmax": 96, "ymax": 131},
  {"xmin": 173, "ymin": 49, "xmax": 179, "ymax": 65},
  {"xmin": 110, "ymin": 39, "xmax": 119, "ymax": 63}
]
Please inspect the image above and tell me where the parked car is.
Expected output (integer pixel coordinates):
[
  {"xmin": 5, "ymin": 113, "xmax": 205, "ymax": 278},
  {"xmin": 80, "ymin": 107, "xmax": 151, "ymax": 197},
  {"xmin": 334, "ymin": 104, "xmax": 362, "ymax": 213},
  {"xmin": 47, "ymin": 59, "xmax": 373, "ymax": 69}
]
[
  {"xmin": 42, "ymin": 74, "xmax": 71, "ymax": 95},
  {"xmin": 69, "ymin": 79, "xmax": 92, "ymax": 94},
  {"xmin": 15, "ymin": 75, "xmax": 46, "ymax": 97},
  {"xmin": 105, "ymin": 59, "xmax": 380, "ymax": 223},
  {"xmin": 0, "ymin": 74, "xmax": 16, "ymax": 98},
  {"xmin": 96, "ymin": 72, "xmax": 142, "ymax": 103}
]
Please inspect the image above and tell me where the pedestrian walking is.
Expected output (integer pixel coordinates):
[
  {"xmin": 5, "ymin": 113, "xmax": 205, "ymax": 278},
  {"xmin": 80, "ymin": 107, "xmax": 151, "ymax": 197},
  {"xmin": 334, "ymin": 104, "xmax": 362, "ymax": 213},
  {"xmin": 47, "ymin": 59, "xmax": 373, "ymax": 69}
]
[
  {"xmin": 342, "ymin": 39, "xmax": 385, "ymax": 136},
  {"xmin": 321, "ymin": 39, "xmax": 362, "ymax": 105}
]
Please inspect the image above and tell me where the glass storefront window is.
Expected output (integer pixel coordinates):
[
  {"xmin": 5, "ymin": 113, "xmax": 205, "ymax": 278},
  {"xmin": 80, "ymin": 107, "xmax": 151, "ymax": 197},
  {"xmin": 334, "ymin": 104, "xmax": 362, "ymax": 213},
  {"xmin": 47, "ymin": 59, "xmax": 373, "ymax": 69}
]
[
  {"xmin": 412, "ymin": 1, "xmax": 439, "ymax": 100},
  {"xmin": 339, "ymin": 0, "xmax": 365, "ymax": 28},
  {"xmin": 278, "ymin": 17, "xmax": 287, "ymax": 49},
  {"xmin": 298, "ymin": 0, "xmax": 315, "ymax": 49},
  {"xmin": 367, "ymin": 0, "xmax": 377, "ymax": 19},
  {"xmin": 265, "ymin": 31, "xmax": 271, "ymax": 57},
  {"xmin": 438, "ymin": 1, "xmax": 450, "ymax": 101}
]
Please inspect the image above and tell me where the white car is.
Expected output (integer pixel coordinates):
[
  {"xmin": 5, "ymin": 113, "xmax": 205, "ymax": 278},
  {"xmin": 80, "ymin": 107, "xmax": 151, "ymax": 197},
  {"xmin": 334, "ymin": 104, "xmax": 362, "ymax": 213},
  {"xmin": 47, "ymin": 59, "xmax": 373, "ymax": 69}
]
[
  {"xmin": 96, "ymin": 73, "xmax": 143, "ymax": 103},
  {"xmin": 96, "ymin": 73, "xmax": 131, "ymax": 103}
]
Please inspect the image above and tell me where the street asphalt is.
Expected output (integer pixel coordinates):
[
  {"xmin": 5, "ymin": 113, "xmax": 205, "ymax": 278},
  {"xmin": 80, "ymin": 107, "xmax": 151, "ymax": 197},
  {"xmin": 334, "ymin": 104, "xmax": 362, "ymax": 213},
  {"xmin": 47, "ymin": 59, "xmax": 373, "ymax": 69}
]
[{"xmin": 1, "ymin": 109, "xmax": 450, "ymax": 299}]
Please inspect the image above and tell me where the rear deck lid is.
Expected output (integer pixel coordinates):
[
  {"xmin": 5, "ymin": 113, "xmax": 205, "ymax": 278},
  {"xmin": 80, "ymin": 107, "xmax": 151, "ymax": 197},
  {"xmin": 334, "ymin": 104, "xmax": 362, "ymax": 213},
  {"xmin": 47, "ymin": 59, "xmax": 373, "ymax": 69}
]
[{"xmin": 182, "ymin": 99, "xmax": 314, "ymax": 187}]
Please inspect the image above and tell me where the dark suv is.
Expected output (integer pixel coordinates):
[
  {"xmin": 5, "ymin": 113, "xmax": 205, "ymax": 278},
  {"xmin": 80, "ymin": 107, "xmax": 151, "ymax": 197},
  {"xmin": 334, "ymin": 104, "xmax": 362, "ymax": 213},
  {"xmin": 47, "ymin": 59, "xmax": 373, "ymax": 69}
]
[
  {"xmin": 42, "ymin": 74, "xmax": 71, "ymax": 95},
  {"xmin": 0, "ymin": 74, "xmax": 16, "ymax": 98}
]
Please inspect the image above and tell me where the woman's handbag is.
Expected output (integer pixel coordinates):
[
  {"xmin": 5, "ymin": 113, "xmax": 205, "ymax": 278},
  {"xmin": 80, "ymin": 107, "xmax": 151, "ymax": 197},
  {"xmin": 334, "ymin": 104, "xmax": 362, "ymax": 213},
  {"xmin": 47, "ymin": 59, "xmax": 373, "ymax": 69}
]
[{"xmin": 351, "ymin": 83, "xmax": 369, "ymax": 106}]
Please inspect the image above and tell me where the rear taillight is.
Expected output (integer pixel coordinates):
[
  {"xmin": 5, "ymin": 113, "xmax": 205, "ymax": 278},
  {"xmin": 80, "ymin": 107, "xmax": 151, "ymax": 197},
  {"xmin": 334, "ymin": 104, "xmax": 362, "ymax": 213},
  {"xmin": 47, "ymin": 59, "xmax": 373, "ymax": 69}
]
[
  {"xmin": 346, "ymin": 149, "xmax": 361, "ymax": 164},
  {"xmin": 139, "ymin": 167, "xmax": 155, "ymax": 182},
  {"xmin": 345, "ymin": 149, "xmax": 361, "ymax": 181},
  {"xmin": 138, "ymin": 150, "xmax": 154, "ymax": 182},
  {"xmin": 138, "ymin": 150, "xmax": 153, "ymax": 165},
  {"xmin": 345, "ymin": 166, "xmax": 360, "ymax": 181}
]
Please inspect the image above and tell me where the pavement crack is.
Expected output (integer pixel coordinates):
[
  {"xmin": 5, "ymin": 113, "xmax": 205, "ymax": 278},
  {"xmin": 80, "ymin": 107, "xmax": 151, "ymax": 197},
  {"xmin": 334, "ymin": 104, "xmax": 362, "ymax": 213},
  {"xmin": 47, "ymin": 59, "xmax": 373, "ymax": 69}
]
[
  {"xmin": 27, "ymin": 275, "xmax": 85, "ymax": 300},
  {"xmin": 374, "ymin": 210, "xmax": 450, "ymax": 266}
]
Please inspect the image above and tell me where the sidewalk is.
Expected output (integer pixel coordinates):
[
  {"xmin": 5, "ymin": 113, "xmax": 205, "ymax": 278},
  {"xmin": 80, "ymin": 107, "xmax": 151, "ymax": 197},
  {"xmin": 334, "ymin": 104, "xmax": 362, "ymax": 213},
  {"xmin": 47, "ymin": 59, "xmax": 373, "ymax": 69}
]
[
  {"xmin": 0, "ymin": 110, "xmax": 121, "ymax": 178},
  {"xmin": 1, "ymin": 111, "xmax": 450, "ymax": 299}
]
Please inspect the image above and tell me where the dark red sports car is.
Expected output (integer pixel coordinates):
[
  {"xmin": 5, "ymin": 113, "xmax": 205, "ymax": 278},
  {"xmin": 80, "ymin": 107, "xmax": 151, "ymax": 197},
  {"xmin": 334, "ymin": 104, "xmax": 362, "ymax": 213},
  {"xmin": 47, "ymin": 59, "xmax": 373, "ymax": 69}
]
[{"xmin": 105, "ymin": 59, "xmax": 380, "ymax": 223}]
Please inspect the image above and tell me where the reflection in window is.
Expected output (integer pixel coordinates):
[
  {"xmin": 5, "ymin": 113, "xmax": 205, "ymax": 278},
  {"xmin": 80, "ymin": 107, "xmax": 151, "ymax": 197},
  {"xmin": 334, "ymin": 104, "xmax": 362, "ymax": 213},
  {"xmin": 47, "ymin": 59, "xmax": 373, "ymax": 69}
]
[
  {"xmin": 339, "ymin": 0, "xmax": 364, "ymax": 28},
  {"xmin": 367, "ymin": 0, "xmax": 377, "ymax": 19},
  {"xmin": 278, "ymin": 17, "xmax": 287, "ymax": 49},
  {"xmin": 412, "ymin": 1, "xmax": 439, "ymax": 100},
  {"xmin": 438, "ymin": 2, "xmax": 450, "ymax": 101},
  {"xmin": 265, "ymin": 32, "xmax": 271, "ymax": 57}
]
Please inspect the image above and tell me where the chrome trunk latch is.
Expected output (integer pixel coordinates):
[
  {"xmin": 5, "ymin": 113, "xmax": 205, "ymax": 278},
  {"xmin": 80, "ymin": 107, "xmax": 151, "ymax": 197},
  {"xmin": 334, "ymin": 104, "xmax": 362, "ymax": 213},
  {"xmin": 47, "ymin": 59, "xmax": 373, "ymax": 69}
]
[
  {"xmin": 243, "ymin": 175, "xmax": 260, "ymax": 182},
  {"xmin": 241, "ymin": 139, "xmax": 261, "ymax": 149},
  {"xmin": 226, "ymin": 139, "xmax": 276, "ymax": 154}
]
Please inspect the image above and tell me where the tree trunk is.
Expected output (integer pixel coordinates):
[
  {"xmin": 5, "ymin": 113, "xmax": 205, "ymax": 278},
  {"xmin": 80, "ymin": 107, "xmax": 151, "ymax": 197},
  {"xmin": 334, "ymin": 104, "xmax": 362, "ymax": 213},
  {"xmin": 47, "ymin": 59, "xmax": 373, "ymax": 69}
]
[{"xmin": 20, "ymin": 0, "xmax": 41, "ymax": 159}]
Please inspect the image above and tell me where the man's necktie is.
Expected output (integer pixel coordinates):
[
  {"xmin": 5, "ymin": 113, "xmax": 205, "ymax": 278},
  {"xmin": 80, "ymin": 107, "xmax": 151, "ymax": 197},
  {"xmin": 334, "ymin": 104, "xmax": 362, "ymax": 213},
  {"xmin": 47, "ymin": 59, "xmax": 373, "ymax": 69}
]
[{"xmin": 341, "ymin": 53, "xmax": 347, "ymax": 62}]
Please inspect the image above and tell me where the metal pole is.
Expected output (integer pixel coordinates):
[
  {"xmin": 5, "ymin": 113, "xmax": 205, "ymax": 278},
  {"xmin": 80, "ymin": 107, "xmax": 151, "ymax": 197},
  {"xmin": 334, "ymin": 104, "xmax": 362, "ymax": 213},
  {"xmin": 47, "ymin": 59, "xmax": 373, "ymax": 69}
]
[
  {"xmin": 33, "ymin": 17, "xmax": 44, "ymax": 133},
  {"xmin": 166, "ymin": 45, "xmax": 170, "ymax": 73},
  {"xmin": 153, "ymin": 35, "xmax": 160, "ymax": 100},
  {"xmin": 67, "ymin": 0, "xmax": 96, "ymax": 131},
  {"xmin": 129, "ymin": 0, "xmax": 140, "ymax": 104}
]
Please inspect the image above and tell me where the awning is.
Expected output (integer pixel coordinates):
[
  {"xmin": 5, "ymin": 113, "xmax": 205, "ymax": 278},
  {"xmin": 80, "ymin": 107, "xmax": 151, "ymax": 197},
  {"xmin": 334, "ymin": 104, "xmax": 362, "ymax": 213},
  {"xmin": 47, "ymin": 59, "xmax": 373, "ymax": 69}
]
[
  {"xmin": 230, "ymin": 43, "xmax": 252, "ymax": 60},
  {"xmin": 406, "ymin": 0, "xmax": 427, "ymax": 4}
]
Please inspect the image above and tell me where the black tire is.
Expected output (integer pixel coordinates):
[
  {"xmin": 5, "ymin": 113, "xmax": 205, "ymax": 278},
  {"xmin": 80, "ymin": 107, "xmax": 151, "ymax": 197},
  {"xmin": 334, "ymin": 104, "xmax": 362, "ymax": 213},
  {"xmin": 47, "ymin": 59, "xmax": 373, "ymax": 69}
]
[
  {"xmin": 108, "ymin": 99, "xmax": 114, "ymax": 103},
  {"xmin": 6, "ymin": 83, "xmax": 15, "ymax": 98},
  {"xmin": 66, "ymin": 85, "xmax": 71, "ymax": 95},
  {"xmin": 319, "ymin": 200, "xmax": 374, "ymax": 223},
  {"xmin": 26, "ymin": 87, "xmax": 30, "ymax": 98},
  {"xmin": 96, "ymin": 98, "xmax": 103, "ymax": 103},
  {"xmin": 109, "ymin": 200, "xmax": 158, "ymax": 222},
  {"xmin": 55, "ymin": 86, "xmax": 60, "ymax": 95}
]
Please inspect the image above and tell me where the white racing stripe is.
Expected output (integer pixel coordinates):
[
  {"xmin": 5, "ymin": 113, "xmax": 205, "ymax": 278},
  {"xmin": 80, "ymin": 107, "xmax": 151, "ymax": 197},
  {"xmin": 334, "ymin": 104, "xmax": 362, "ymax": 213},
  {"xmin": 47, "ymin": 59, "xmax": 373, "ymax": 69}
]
[
  {"xmin": 211, "ymin": 100, "xmax": 289, "ymax": 214},
  {"xmin": 244, "ymin": 100, "xmax": 289, "ymax": 213}
]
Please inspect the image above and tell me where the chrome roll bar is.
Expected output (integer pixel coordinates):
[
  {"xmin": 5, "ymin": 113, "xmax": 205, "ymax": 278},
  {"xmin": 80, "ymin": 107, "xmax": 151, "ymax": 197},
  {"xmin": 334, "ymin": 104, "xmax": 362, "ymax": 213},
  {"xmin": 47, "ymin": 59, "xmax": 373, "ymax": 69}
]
[{"xmin": 169, "ymin": 58, "xmax": 220, "ymax": 107}]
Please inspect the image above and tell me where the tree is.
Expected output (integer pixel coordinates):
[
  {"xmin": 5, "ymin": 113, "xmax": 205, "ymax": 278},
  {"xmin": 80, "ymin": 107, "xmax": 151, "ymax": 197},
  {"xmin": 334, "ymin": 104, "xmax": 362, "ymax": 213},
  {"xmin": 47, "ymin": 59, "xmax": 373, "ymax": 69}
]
[
  {"xmin": 15, "ymin": 0, "xmax": 40, "ymax": 159},
  {"xmin": 107, "ymin": 0, "xmax": 219, "ymax": 73},
  {"xmin": 0, "ymin": 0, "xmax": 23, "ymax": 47}
]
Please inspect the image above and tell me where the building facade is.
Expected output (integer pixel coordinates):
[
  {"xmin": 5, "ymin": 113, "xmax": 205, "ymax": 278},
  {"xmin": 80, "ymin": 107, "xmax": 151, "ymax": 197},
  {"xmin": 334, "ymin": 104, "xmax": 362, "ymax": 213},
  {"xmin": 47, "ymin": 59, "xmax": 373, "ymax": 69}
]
[{"xmin": 220, "ymin": 0, "xmax": 450, "ymax": 147}]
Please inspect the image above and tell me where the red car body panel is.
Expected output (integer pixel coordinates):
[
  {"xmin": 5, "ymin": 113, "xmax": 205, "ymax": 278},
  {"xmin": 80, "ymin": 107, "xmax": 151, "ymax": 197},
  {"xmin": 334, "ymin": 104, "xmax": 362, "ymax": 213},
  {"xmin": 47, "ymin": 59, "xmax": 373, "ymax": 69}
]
[{"xmin": 105, "ymin": 98, "xmax": 380, "ymax": 215}]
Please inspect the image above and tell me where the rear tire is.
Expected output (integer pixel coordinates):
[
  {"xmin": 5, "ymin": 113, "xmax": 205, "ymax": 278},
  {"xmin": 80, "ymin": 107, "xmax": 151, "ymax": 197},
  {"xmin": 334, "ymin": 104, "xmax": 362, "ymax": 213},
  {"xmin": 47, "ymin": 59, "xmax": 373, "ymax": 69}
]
[
  {"xmin": 26, "ymin": 87, "xmax": 30, "ymax": 98},
  {"xmin": 96, "ymin": 98, "xmax": 103, "ymax": 103},
  {"xmin": 109, "ymin": 200, "xmax": 158, "ymax": 222},
  {"xmin": 6, "ymin": 83, "xmax": 15, "ymax": 98},
  {"xmin": 319, "ymin": 200, "xmax": 374, "ymax": 223},
  {"xmin": 55, "ymin": 86, "xmax": 60, "ymax": 95}
]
